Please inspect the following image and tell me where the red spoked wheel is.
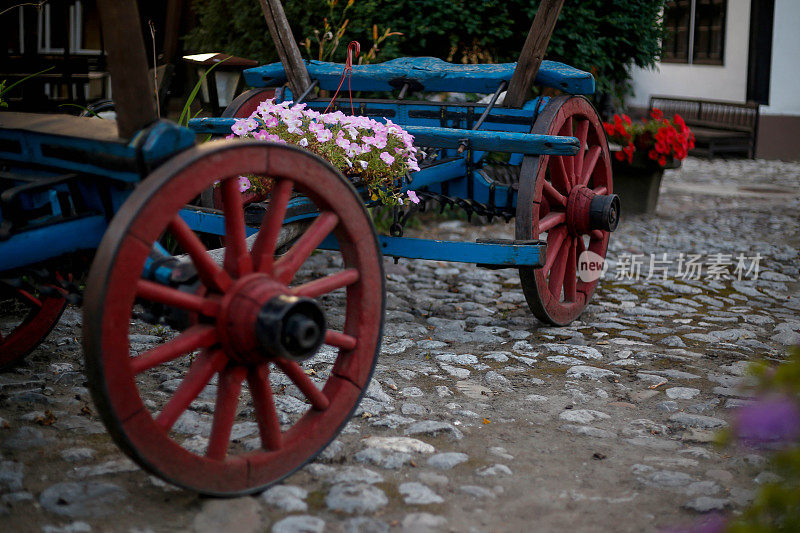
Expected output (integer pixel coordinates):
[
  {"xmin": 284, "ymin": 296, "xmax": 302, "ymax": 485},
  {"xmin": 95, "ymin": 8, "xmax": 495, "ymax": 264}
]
[
  {"xmin": 0, "ymin": 281, "xmax": 67, "ymax": 370},
  {"xmin": 222, "ymin": 88, "xmax": 277, "ymax": 119},
  {"xmin": 83, "ymin": 140, "xmax": 384, "ymax": 495},
  {"xmin": 516, "ymin": 96, "xmax": 619, "ymax": 326}
]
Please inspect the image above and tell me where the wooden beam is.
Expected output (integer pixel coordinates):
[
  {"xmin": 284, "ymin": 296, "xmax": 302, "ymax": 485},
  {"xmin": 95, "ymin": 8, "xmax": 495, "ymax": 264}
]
[
  {"xmin": 96, "ymin": 0, "xmax": 158, "ymax": 139},
  {"xmin": 258, "ymin": 0, "xmax": 312, "ymax": 96},
  {"xmin": 163, "ymin": 0, "xmax": 184, "ymax": 65},
  {"xmin": 504, "ymin": 0, "xmax": 565, "ymax": 108}
]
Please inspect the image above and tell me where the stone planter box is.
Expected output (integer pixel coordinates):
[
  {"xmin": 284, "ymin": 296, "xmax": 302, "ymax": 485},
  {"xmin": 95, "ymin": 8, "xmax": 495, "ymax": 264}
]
[{"xmin": 611, "ymin": 152, "xmax": 680, "ymax": 215}]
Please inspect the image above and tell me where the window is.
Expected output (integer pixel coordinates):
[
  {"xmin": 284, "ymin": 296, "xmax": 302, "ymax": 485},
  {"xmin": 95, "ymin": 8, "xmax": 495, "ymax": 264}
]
[
  {"xmin": 662, "ymin": 0, "xmax": 726, "ymax": 65},
  {"xmin": 35, "ymin": 1, "xmax": 102, "ymax": 54}
]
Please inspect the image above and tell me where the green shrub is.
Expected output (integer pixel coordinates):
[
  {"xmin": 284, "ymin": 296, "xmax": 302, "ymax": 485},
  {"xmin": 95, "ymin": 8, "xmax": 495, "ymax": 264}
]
[{"xmin": 185, "ymin": 0, "xmax": 666, "ymax": 99}]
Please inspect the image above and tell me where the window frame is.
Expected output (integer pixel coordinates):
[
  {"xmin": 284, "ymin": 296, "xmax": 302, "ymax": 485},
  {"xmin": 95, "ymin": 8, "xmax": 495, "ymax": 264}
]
[{"xmin": 661, "ymin": 0, "xmax": 727, "ymax": 66}]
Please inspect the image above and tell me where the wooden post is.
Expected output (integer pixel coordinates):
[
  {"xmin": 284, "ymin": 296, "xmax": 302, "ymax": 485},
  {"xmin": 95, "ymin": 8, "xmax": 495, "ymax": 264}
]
[
  {"xmin": 504, "ymin": 0, "xmax": 565, "ymax": 109},
  {"xmin": 96, "ymin": 0, "xmax": 158, "ymax": 139},
  {"xmin": 163, "ymin": 0, "xmax": 184, "ymax": 65},
  {"xmin": 258, "ymin": 0, "xmax": 312, "ymax": 96}
]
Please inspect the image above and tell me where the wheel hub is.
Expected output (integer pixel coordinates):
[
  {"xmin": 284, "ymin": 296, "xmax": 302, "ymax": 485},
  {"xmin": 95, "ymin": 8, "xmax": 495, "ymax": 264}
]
[
  {"xmin": 566, "ymin": 186, "xmax": 620, "ymax": 235},
  {"xmin": 217, "ymin": 274, "xmax": 326, "ymax": 364}
]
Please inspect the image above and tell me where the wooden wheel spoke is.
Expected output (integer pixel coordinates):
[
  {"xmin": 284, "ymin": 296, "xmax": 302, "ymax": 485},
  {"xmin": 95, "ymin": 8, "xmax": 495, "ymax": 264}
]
[
  {"xmin": 560, "ymin": 118, "xmax": 580, "ymax": 183},
  {"xmin": 580, "ymin": 146, "xmax": 602, "ymax": 187},
  {"xmin": 593, "ymin": 185, "xmax": 608, "ymax": 196},
  {"xmin": 324, "ymin": 330, "xmax": 357, "ymax": 351},
  {"xmin": 247, "ymin": 364, "xmax": 282, "ymax": 451},
  {"xmin": 130, "ymin": 325, "xmax": 218, "ymax": 374},
  {"xmin": 548, "ymin": 236, "xmax": 572, "ymax": 298},
  {"xmin": 576, "ymin": 236, "xmax": 587, "ymax": 255},
  {"xmin": 221, "ymin": 177, "xmax": 253, "ymax": 277},
  {"xmin": 564, "ymin": 239, "xmax": 577, "ymax": 301},
  {"xmin": 206, "ymin": 366, "xmax": 246, "ymax": 460},
  {"xmin": 155, "ymin": 349, "xmax": 227, "ymax": 432},
  {"xmin": 274, "ymin": 359, "xmax": 330, "ymax": 411},
  {"xmin": 551, "ymin": 156, "xmax": 571, "ymax": 194},
  {"xmin": 574, "ymin": 119, "xmax": 590, "ymax": 181},
  {"xmin": 272, "ymin": 212, "xmax": 339, "ymax": 284},
  {"xmin": 542, "ymin": 180, "xmax": 567, "ymax": 208},
  {"xmin": 136, "ymin": 280, "xmax": 220, "ymax": 317},
  {"xmin": 16, "ymin": 289, "xmax": 42, "ymax": 308},
  {"xmin": 251, "ymin": 179, "xmax": 294, "ymax": 272},
  {"xmin": 543, "ymin": 226, "xmax": 568, "ymax": 273},
  {"xmin": 538, "ymin": 211, "xmax": 566, "ymax": 234},
  {"xmin": 168, "ymin": 216, "xmax": 231, "ymax": 292},
  {"xmin": 291, "ymin": 268, "xmax": 360, "ymax": 299}
]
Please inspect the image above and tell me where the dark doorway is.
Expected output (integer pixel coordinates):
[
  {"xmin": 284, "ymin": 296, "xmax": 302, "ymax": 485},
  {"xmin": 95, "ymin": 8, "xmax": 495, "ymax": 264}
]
[{"xmin": 746, "ymin": 0, "xmax": 774, "ymax": 104}]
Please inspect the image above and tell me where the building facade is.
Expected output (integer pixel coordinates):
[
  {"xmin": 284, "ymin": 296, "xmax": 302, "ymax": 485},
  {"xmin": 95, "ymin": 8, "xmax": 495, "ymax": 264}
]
[{"xmin": 628, "ymin": 0, "xmax": 799, "ymax": 160}]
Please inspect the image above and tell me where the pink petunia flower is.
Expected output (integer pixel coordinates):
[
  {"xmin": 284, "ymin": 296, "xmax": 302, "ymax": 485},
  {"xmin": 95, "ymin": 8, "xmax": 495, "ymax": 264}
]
[
  {"xmin": 238, "ymin": 176, "xmax": 251, "ymax": 192},
  {"xmin": 407, "ymin": 190, "xmax": 420, "ymax": 204},
  {"xmin": 379, "ymin": 152, "xmax": 395, "ymax": 165},
  {"xmin": 231, "ymin": 120, "xmax": 250, "ymax": 136}
]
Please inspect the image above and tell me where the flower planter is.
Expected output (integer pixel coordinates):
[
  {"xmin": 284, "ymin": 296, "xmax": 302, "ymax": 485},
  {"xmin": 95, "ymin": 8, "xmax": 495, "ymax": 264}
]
[{"xmin": 611, "ymin": 151, "xmax": 680, "ymax": 215}]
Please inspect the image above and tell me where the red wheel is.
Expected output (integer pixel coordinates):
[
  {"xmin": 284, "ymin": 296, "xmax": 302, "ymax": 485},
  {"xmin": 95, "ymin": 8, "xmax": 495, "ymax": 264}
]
[
  {"xmin": 222, "ymin": 88, "xmax": 276, "ymax": 119},
  {"xmin": 515, "ymin": 96, "xmax": 619, "ymax": 325},
  {"xmin": 83, "ymin": 140, "xmax": 384, "ymax": 495},
  {"xmin": 0, "ymin": 281, "xmax": 67, "ymax": 370}
]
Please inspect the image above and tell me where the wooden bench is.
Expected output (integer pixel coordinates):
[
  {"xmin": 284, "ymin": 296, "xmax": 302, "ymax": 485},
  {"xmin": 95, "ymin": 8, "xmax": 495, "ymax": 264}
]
[{"xmin": 648, "ymin": 96, "xmax": 759, "ymax": 158}]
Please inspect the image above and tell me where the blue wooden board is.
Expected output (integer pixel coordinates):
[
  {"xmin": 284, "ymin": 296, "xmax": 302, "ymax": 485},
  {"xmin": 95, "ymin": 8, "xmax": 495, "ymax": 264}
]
[
  {"xmin": 0, "ymin": 114, "xmax": 195, "ymax": 183},
  {"xmin": 404, "ymin": 125, "xmax": 578, "ymax": 155},
  {"xmin": 244, "ymin": 57, "xmax": 594, "ymax": 95},
  {"xmin": 188, "ymin": 118, "xmax": 577, "ymax": 156},
  {"xmin": 319, "ymin": 234, "xmax": 545, "ymax": 267},
  {"xmin": 178, "ymin": 207, "xmax": 543, "ymax": 267},
  {"xmin": 0, "ymin": 214, "xmax": 107, "ymax": 271}
]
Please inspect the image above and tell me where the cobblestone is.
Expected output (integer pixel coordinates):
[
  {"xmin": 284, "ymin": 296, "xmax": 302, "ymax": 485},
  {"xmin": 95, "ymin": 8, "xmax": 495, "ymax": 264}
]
[{"xmin": 1, "ymin": 157, "xmax": 798, "ymax": 531}]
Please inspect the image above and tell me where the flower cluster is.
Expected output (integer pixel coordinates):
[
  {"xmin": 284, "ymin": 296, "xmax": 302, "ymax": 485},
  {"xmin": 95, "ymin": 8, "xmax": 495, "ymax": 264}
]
[
  {"xmin": 229, "ymin": 99, "xmax": 420, "ymax": 206},
  {"xmin": 603, "ymin": 108, "xmax": 695, "ymax": 167}
]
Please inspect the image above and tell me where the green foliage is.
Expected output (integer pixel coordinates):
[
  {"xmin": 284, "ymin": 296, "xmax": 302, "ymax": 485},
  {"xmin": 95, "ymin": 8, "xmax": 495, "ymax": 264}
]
[
  {"xmin": 726, "ymin": 347, "xmax": 800, "ymax": 532},
  {"xmin": 0, "ymin": 66, "xmax": 55, "ymax": 108},
  {"xmin": 185, "ymin": 0, "xmax": 666, "ymax": 99}
]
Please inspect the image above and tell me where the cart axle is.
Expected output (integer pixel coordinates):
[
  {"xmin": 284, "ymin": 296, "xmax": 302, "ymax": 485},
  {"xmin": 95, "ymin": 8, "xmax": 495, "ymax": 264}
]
[{"xmin": 257, "ymin": 295, "xmax": 326, "ymax": 361}]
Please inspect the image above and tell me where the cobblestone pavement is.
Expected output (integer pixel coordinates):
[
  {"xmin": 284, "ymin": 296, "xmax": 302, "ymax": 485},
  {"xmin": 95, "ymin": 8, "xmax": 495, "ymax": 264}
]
[{"xmin": 1, "ymin": 157, "xmax": 799, "ymax": 532}]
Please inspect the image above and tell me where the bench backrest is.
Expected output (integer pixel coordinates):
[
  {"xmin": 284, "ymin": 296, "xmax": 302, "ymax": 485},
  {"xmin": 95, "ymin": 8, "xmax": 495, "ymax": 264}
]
[{"xmin": 649, "ymin": 96, "xmax": 759, "ymax": 133}]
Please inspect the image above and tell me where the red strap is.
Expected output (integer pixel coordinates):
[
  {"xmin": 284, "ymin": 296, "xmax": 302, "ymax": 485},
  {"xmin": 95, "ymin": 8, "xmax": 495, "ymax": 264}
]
[{"xmin": 323, "ymin": 41, "xmax": 360, "ymax": 115}]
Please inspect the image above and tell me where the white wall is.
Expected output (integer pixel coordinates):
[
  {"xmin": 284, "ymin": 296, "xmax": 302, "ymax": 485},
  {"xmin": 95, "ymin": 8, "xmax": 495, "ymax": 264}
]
[
  {"xmin": 627, "ymin": 0, "xmax": 751, "ymax": 107},
  {"xmin": 763, "ymin": 0, "xmax": 800, "ymax": 115}
]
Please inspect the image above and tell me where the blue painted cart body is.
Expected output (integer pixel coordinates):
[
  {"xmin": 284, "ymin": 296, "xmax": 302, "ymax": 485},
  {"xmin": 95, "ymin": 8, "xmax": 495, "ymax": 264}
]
[{"xmin": 1, "ymin": 55, "xmax": 596, "ymax": 298}]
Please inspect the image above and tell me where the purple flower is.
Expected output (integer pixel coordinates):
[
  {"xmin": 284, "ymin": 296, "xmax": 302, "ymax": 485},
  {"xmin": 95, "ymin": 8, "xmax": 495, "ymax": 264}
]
[
  {"xmin": 379, "ymin": 152, "xmax": 395, "ymax": 165},
  {"xmin": 407, "ymin": 190, "xmax": 420, "ymax": 204},
  {"xmin": 662, "ymin": 514, "xmax": 726, "ymax": 533},
  {"xmin": 735, "ymin": 395, "xmax": 800, "ymax": 447},
  {"xmin": 237, "ymin": 176, "xmax": 251, "ymax": 192}
]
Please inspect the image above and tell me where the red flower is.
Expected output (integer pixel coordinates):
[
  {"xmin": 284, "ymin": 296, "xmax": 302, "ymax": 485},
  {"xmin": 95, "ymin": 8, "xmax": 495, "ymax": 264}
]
[
  {"xmin": 648, "ymin": 149, "xmax": 659, "ymax": 161},
  {"xmin": 623, "ymin": 143, "xmax": 635, "ymax": 163},
  {"xmin": 615, "ymin": 150, "xmax": 626, "ymax": 161},
  {"xmin": 658, "ymin": 155, "xmax": 667, "ymax": 167},
  {"xmin": 621, "ymin": 114, "xmax": 632, "ymax": 126},
  {"xmin": 650, "ymin": 108, "xmax": 664, "ymax": 120}
]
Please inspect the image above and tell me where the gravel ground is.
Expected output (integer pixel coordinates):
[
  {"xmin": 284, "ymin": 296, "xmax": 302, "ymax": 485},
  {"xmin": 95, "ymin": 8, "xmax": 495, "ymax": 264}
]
[{"xmin": 1, "ymin": 157, "xmax": 799, "ymax": 532}]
